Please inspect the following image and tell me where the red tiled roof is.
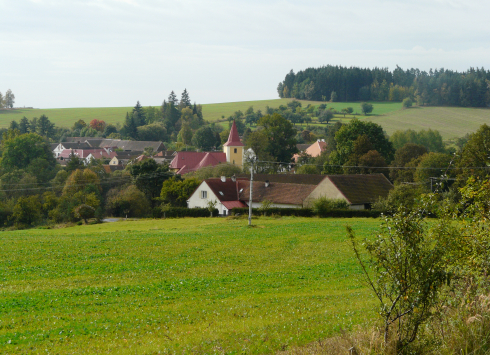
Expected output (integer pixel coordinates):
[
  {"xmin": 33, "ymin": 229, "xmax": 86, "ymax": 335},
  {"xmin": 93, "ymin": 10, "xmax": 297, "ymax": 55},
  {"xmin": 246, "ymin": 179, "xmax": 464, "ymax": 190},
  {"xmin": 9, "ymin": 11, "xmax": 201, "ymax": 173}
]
[
  {"xmin": 222, "ymin": 201, "xmax": 247, "ymax": 209},
  {"xmin": 171, "ymin": 151, "xmax": 227, "ymax": 174},
  {"xmin": 223, "ymin": 120, "xmax": 244, "ymax": 147}
]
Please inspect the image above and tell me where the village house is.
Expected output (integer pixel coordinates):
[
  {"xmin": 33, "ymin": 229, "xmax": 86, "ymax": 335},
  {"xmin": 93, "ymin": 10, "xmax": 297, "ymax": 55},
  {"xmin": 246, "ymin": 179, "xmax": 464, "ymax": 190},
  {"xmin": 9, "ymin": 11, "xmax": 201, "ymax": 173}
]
[
  {"xmin": 58, "ymin": 148, "xmax": 117, "ymax": 165},
  {"xmin": 293, "ymin": 139, "xmax": 327, "ymax": 162},
  {"xmin": 187, "ymin": 173, "xmax": 393, "ymax": 214}
]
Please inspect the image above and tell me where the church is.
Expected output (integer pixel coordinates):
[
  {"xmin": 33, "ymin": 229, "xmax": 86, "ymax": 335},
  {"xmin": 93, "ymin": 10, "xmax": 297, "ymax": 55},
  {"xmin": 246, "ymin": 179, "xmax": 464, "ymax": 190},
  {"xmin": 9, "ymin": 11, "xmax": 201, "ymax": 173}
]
[{"xmin": 169, "ymin": 121, "xmax": 244, "ymax": 175}]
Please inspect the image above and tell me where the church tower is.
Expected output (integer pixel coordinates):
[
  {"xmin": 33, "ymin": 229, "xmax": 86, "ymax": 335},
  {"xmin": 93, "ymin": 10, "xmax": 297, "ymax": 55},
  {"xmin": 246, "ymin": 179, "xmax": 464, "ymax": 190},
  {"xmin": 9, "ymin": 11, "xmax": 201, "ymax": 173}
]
[{"xmin": 223, "ymin": 120, "xmax": 244, "ymax": 168}]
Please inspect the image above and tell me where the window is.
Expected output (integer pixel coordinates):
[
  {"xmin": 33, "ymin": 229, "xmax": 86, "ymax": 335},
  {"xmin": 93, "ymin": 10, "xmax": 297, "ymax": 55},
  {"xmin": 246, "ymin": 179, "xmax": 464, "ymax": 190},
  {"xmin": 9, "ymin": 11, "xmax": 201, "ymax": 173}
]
[
  {"xmin": 201, "ymin": 191, "xmax": 207, "ymax": 199},
  {"xmin": 234, "ymin": 148, "xmax": 237, "ymax": 153}
]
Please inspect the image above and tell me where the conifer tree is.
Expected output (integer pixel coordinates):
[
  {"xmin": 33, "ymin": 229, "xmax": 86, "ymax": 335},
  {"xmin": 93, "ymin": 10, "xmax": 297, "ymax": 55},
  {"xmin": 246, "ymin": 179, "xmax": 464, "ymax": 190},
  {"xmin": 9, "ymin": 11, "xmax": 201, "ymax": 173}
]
[
  {"xmin": 168, "ymin": 91, "xmax": 178, "ymax": 106},
  {"xmin": 180, "ymin": 89, "xmax": 191, "ymax": 108}
]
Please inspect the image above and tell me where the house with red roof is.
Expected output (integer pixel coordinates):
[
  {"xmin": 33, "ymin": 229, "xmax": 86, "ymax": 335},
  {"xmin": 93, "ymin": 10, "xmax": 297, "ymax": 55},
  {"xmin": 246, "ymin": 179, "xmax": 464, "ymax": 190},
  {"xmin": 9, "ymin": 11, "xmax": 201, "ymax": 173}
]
[
  {"xmin": 169, "ymin": 120, "xmax": 244, "ymax": 175},
  {"xmin": 58, "ymin": 148, "xmax": 117, "ymax": 164},
  {"xmin": 187, "ymin": 173, "xmax": 393, "ymax": 214}
]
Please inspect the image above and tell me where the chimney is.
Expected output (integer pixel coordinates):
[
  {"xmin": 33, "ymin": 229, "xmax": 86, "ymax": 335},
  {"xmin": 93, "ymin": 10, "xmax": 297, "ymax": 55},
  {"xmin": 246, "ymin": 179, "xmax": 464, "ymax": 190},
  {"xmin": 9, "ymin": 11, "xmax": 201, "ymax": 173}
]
[
  {"xmin": 231, "ymin": 175, "xmax": 236, "ymax": 182},
  {"xmin": 265, "ymin": 180, "xmax": 270, "ymax": 188},
  {"xmin": 221, "ymin": 176, "xmax": 226, "ymax": 182}
]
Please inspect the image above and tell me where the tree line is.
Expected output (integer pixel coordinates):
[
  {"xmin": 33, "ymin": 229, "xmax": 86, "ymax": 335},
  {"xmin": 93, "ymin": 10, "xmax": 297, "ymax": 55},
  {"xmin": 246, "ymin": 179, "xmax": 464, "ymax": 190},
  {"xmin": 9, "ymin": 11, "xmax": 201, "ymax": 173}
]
[{"xmin": 277, "ymin": 65, "xmax": 490, "ymax": 107}]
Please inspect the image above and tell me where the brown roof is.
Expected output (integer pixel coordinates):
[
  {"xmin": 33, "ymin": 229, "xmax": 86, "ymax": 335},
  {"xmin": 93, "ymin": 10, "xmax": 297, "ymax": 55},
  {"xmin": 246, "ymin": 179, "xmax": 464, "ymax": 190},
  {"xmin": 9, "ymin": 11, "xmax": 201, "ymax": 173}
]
[
  {"xmin": 205, "ymin": 178, "xmax": 248, "ymax": 202},
  {"xmin": 245, "ymin": 174, "xmax": 327, "ymax": 185},
  {"xmin": 296, "ymin": 144, "xmax": 311, "ymax": 151},
  {"xmin": 240, "ymin": 181, "xmax": 316, "ymax": 206},
  {"xmin": 327, "ymin": 174, "xmax": 393, "ymax": 205}
]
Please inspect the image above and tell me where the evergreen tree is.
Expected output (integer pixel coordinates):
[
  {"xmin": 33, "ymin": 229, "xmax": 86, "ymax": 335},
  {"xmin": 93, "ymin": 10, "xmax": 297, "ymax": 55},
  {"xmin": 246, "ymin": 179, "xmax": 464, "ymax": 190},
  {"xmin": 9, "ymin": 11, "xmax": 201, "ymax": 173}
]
[
  {"xmin": 132, "ymin": 101, "xmax": 146, "ymax": 126},
  {"xmin": 123, "ymin": 112, "xmax": 138, "ymax": 139},
  {"xmin": 36, "ymin": 114, "xmax": 55, "ymax": 139},
  {"xmin": 168, "ymin": 91, "xmax": 179, "ymax": 106},
  {"xmin": 180, "ymin": 89, "xmax": 191, "ymax": 109},
  {"xmin": 19, "ymin": 117, "xmax": 30, "ymax": 134}
]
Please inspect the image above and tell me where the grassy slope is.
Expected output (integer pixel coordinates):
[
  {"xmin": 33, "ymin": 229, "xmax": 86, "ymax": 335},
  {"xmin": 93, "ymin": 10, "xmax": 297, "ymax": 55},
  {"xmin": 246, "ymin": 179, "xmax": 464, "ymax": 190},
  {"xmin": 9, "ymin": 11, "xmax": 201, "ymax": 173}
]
[
  {"xmin": 0, "ymin": 107, "xmax": 133, "ymax": 128},
  {"xmin": 0, "ymin": 100, "xmax": 400, "ymax": 129},
  {"xmin": 0, "ymin": 217, "xmax": 378, "ymax": 354},
  {"xmin": 368, "ymin": 106, "xmax": 490, "ymax": 140},
  {"xmin": 2, "ymin": 101, "xmax": 487, "ymax": 140}
]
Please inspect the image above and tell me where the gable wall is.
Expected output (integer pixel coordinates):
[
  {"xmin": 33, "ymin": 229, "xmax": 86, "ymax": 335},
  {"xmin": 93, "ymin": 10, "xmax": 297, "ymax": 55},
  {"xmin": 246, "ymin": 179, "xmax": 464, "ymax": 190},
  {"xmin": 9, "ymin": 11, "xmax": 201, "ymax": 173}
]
[
  {"xmin": 303, "ymin": 177, "xmax": 349, "ymax": 207},
  {"xmin": 187, "ymin": 182, "xmax": 226, "ymax": 215}
]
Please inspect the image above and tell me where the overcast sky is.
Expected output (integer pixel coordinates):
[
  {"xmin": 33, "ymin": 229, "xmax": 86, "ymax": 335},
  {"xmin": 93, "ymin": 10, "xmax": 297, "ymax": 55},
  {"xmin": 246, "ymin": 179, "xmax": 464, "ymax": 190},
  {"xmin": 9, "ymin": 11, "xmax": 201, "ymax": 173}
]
[{"xmin": 1, "ymin": 0, "xmax": 489, "ymax": 108}]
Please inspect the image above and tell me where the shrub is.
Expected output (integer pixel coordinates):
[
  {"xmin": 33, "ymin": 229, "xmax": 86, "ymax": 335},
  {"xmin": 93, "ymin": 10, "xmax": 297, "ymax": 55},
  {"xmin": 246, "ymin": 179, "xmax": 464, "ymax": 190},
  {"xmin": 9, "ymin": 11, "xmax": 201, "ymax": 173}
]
[{"xmin": 312, "ymin": 197, "xmax": 349, "ymax": 217}]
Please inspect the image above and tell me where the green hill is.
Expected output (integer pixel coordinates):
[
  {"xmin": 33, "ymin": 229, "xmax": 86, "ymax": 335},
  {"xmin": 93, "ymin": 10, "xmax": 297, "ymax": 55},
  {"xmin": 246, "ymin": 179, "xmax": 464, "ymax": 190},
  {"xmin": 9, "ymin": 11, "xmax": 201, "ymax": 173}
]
[
  {"xmin": 368, "ymin": 106, "xmax": 490, "ymax": 140},
  {"xmin": 1, "ymin": 101, "xmax": 488, "ymax": 141}
]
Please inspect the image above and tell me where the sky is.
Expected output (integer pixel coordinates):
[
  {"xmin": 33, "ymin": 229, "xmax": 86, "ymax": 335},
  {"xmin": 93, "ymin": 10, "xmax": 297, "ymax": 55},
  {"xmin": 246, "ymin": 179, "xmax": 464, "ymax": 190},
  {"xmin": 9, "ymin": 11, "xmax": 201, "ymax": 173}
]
[{"xmin": 1, "ymin": 0, "xmax": 490, "ymax": 108}]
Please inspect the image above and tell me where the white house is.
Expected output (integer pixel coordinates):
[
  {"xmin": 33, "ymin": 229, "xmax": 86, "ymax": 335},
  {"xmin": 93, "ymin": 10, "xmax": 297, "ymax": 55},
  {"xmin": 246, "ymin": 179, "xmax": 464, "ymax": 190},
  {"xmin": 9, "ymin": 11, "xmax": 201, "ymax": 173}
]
[{"xmin": 187, "ymin": 174, "xmax": 393, "ymax": 213}]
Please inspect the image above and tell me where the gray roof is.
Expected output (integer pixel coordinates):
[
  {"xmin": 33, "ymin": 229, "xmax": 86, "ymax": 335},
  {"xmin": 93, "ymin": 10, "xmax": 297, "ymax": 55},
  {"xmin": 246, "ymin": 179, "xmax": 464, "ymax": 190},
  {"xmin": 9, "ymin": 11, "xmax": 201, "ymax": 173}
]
[{"xmin": 63, "ymin": 137, "xmax": 166, "ymax": 152}]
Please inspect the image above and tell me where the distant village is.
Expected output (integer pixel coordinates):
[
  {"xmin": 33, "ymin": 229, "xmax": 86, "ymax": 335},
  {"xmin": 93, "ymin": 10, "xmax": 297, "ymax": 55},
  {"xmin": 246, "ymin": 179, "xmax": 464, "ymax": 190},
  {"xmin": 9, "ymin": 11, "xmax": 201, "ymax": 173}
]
[{"xmin": 50, "ymin": 121, "xmax": 393, "ymax": 217}]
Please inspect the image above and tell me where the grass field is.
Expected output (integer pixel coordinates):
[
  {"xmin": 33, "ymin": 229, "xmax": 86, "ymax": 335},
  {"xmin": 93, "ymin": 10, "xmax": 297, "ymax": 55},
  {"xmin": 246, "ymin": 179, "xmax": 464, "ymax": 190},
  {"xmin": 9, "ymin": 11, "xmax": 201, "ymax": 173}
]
[
  {"xmin": 0, "ymin": 100, "xmax": 401, "ymax": 130},
  {"xmin": 369, "ymin": 106, "xmax": 490, "ymax": 140},
  {"xmin": 0, "ymin": 217, "xmax": 378, "ymax": 354},
  {"xmin": 3, "ymin": 100, "xmax": 486, "ymax": 141}
]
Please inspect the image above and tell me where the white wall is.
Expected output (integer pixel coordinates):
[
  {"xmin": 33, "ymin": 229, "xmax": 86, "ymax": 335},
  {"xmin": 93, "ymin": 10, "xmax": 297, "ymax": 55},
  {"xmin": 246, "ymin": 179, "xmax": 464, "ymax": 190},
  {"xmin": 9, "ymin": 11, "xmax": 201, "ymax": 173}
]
[{"xmin": 187, "ymin": 182, "xmax": 226, "ymax": 215}]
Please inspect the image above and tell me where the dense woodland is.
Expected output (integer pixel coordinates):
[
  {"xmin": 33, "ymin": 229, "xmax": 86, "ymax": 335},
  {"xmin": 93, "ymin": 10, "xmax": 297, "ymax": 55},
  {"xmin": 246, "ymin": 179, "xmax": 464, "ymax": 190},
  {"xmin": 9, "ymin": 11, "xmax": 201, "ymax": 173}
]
[{"xmin": 277, "ymin": 65, "xmax": 490, "ymax": 107}]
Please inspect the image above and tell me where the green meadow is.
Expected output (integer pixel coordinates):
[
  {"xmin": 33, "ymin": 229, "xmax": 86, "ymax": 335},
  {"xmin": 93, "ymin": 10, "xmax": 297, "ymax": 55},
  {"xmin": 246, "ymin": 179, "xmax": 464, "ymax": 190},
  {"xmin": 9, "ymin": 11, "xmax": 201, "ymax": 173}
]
[
  {"xmin": 2, "ymin": 100, "xmax": 486, "ymax": 141},
  {"xmin": 368, "ymin": 106, "xmax": 490, "ymax": 140},
  {"xmin": 0, "ymin": 99, "xmax": 400, "ymax": 129},
  {"xmin": 0, "ymin": 217, "xmax": 378, "ymax": 354}
]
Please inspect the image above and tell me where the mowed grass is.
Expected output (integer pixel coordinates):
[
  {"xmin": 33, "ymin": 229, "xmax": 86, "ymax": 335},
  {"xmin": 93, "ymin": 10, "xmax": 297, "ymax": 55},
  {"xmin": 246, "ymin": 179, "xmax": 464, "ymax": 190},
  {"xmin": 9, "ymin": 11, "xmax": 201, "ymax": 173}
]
[
  {"xmin": 0, "ymin": 217, "xmax": 378, "ymax": 354},
  {"xmin": 369, "ymin": 106, "xmax": 490, "ymax": 140},
  {"xmin": 0, "ymin": 100, "xmax": 402, "ymax": 129},
  {"xmin": 0, "ymin": 107, "xmax": 132, "ymax": 129}
]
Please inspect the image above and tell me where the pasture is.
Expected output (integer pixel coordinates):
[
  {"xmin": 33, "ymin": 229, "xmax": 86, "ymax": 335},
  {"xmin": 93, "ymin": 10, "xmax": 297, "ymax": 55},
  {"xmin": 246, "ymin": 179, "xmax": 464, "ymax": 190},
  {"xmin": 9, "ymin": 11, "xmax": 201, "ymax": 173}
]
[
  {"xmin": 369, "ymin": 106, "xmax": 490, "ymax": 140},
  {"xmin": 0, "ymin": 99, "xmax": 400, "ymax": 129},
  {"xmin": 0, "ymin": 217, "xmax": 378, "ymax": 354}
]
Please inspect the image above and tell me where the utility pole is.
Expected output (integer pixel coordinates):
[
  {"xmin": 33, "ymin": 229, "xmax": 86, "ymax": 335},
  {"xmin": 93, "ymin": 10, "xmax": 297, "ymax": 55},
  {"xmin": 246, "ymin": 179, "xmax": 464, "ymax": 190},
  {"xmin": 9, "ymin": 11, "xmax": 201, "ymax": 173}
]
[
  {"xmin": 248, "ymin": 160, "xmax": 253, "ymax": 226},
  {"xmin": 245, "ymin": 148, "xmax": 256, "ymax": 226}
]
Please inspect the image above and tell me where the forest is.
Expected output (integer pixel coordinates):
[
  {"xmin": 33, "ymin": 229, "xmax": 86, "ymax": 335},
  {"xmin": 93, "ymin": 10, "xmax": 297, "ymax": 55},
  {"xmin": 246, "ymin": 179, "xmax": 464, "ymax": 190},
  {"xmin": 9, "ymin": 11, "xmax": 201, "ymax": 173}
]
[{"xmin": 277, "ymin": 65, "xmax": 490, "ymax": 107}]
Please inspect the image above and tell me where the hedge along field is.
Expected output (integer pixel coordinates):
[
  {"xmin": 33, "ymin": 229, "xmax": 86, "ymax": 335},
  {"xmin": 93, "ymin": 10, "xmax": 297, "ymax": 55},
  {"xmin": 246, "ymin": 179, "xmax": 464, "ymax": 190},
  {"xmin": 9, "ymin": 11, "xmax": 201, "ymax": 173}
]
[{"xmin": 0, "ymin": 217, "xmax": 379, "ymax": 354}]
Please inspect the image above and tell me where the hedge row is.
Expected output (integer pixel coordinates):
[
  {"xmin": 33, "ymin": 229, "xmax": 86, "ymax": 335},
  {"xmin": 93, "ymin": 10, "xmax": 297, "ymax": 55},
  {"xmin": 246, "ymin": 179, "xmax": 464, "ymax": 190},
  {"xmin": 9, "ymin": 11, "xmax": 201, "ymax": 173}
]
[
  {"xmin": 153, "ymin": 207, "xmax": 219, "ymax": 218},
  {"xmin": 230, "ymin": 207, "xmax": 382, "ymax": 218}
]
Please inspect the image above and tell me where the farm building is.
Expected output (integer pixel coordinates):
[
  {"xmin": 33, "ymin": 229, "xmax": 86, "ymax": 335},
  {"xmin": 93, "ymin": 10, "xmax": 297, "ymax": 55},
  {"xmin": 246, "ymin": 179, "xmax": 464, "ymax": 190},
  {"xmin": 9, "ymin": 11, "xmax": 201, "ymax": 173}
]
[{"xmin": 187, "ymin": 173, "xmax": 393, "ymax": 214}]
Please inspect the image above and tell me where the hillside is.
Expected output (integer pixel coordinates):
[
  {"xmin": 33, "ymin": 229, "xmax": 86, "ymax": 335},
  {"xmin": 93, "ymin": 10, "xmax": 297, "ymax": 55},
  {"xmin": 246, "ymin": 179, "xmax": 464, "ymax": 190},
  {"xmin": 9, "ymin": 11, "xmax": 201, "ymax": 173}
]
[
  {"xmin": 368, "ymin": 106, "xmax": 490, "ymax": 140},
  {"xmin": 1, "ymin": 101, "xmax": 488, "ymax": 141},
  {"xmin": 0, "ymin": 217, "xmax": 376, "ymax": 354}
]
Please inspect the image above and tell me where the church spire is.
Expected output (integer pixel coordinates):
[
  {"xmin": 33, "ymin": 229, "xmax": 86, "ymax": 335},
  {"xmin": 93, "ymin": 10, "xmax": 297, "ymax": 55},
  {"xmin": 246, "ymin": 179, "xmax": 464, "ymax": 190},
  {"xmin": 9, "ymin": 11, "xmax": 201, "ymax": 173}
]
[{"xmin": 224, "ymin": 120, "xmax": 244, "ymax": 147}]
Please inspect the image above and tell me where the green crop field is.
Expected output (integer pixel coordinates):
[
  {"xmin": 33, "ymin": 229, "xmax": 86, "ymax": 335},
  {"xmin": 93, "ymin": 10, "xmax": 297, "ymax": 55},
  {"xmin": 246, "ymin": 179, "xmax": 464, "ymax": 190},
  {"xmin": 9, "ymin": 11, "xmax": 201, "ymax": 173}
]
[
  {"xmin": 3, "ymin": 100, "xmax": 486, "ymax": 141},
  {"xmin": 0, "ymin": 217, "xmax": 378, "ymax": 354},
  {"xmin": 368, "ymin": 106, "xmax": 490, "ymax": 140},
  {"xmin": 0, "ymin": 107, "xmax": 133, "ymax": 129},
  {"xmin": 0, "ymin": 100, "xmax": 400, "ymax": 130}
]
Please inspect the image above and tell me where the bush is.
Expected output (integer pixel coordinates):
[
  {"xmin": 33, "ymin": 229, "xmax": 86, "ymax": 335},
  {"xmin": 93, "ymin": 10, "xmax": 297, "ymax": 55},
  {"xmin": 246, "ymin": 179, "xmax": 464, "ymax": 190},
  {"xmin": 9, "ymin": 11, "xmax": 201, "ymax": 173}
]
[
  {"xmin": 402, "ymin": 97, "xmax": 412, "ymax": 108},
  {"xmin": 312, "ymin": 197, "xmax": 349, "ymax": 217},
  {"xmin": 230, "ymin": 207, "xmax": 380, "ymax": 218},
  {"xmin": 154, "ymin": 207, "xmax": 219, "ymax": 218}
]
